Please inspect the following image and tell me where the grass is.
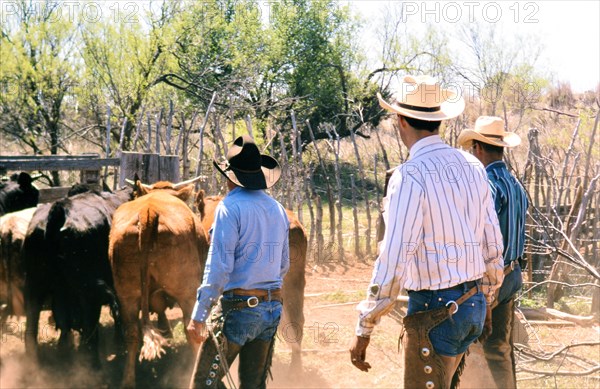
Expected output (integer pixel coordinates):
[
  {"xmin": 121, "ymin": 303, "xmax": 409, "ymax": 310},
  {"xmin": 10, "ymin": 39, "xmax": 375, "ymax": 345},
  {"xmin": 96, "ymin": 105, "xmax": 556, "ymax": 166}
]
[
  {"xmin": 320, "ymin": 289, "xmax": 365, "ymax": 304},
  {"xmin": 518, "ymin": 289, "xmax": 595, "ymax": 317}
]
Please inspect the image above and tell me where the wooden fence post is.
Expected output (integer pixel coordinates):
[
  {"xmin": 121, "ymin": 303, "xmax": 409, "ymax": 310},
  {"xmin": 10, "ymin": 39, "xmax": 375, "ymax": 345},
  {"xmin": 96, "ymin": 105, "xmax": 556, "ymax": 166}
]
[
  {"xmin": 155, "ymin": 109, "xmax": 163, "ymax": 155},
  {"xmin": 194, "ymin": 92, "xmax": 217, "ymax": 191},
  {"xmin": 146, "ymin": 112, "xmax": 152, "ymax": 154},
  {"xmin": 104, "ymin": 105, "xmax": 111, "ymax": 186},
  {"xmin": 291, "ymin": 110, "xmax": 304, "ymax": 224},
  {"xmin": 305, "ymin": 164, "xmax": 316, "ymax": 261},
  {"xmin": 132, "ymin": 106, "xmax": 145, "ymax": 152},
  {"xmin": 166, "ymin": 100, "xmax": 174, "ymax": 155},
  {"xmin": 307, "ymin": 120, "xmax": 335, "ymax": 245},
  {"xmin": 350, "ymin": 127, "xmax": 372, "ymax": 255},
  {"xmin": 351, "ymin": 174, "xmax": 360, "ymax": 257},
  {"xmin": 326, "ymin": 126, "xmax": 344, "ymax": 262}
]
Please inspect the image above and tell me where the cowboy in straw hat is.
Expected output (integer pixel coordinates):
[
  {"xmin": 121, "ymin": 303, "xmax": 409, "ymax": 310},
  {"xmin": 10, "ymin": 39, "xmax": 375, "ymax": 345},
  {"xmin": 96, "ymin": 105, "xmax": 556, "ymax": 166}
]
[
  {"xmin": 458, "ymin": 116, "xmax": 528, "ymax": 389},
  {"xmin": 457, "ymin": 115, "xmax": 521, "ymax": 149},
  {"xmin": 188, "ymin": 134, "xmax": 289, "ymax": 388},
  {"xmin": 376, "ymin": 74, "xmax": 465, "ymax": 121},
  {"xmin": 350, "ymin": 75, "xmax": 504, "ymax": 389}
]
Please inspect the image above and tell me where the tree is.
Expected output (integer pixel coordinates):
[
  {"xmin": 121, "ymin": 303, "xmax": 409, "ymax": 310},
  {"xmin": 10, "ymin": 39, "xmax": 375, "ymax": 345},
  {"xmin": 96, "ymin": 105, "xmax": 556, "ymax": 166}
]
[
  {"xmin": 0, "ymin": 1, "xmax": 78, "ymax": 184},
  {"xmin": 79, "ymin": 1, "xmax": 180, "ymax": 150},
  {"xmin": 452, "ymin": 21, "xmax": 547, "ymax": 120}
]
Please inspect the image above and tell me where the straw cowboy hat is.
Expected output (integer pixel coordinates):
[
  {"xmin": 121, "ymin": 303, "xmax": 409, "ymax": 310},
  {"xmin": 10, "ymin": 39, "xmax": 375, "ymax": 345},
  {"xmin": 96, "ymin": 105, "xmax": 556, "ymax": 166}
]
[
  {"xmin": 214, "ymin": 135, "xmax": 281, "ymax": 190},
  {"xmin": 377, "ymin": 75, "xmax": 465, "ymax": 121},
  {"xmin": 457, "ymin": 116, "xmax": 521, "ymax": 148}
]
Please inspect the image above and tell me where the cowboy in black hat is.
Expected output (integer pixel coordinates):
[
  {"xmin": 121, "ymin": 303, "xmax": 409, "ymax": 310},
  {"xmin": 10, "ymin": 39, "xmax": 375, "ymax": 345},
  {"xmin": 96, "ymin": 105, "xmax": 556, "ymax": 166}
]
[{"xmin": 187, "ymin": 135, "xmax": 289, "ymax": 389}]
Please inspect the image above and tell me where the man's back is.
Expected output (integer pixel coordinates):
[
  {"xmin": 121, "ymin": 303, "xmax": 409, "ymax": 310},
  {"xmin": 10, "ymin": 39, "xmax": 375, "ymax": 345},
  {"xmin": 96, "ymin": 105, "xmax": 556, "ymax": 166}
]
[
  {"xmin": 382, "ymin": 135, "xmax": 503, "ymax": 291},
  {"xmin": 216, "ymin": 187, "xmax": 290, "ymax": 289},
  {"xmin": 486, "ymin": 161, "xmax": 528, "ymax": 264}
]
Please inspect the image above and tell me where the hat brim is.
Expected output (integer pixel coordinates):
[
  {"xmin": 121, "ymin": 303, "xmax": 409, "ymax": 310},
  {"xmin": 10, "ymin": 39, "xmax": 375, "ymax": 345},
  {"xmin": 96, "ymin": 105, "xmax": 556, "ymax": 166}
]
[
  {"xmin": 457, "ymin": 129, "xmax": 521, "ymax": 149},
  {"xmin": 377, "ymin": 92, "xmax": 465, "ymax": 121},
  {"xmin": 214, "ymin": 155, "xmax": 281, "ymax": 190}
]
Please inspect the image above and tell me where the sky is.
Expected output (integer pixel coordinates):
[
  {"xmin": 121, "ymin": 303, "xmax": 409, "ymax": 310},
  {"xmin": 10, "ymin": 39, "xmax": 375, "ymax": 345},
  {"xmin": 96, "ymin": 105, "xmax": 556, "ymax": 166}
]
[{"xmin": 348, "ymin": 0, "xmax": 600, "ymax": 93}]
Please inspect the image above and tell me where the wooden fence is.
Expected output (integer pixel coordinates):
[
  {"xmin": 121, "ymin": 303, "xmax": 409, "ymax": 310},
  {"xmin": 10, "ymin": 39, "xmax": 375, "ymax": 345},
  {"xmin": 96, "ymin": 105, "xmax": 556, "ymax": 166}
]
[{"xmin": 3, "ymin": 103, "xmax": 598, "ymax": 281}]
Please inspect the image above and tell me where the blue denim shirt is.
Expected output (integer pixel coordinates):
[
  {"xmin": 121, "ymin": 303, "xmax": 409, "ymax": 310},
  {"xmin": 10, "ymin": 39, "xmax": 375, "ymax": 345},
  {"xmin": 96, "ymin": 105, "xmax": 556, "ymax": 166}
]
[
  {"xmin": 191, "ymin": 187, "xmax": 290, "ymax": 322},
  {"xmin": 486, "ymin": 161, "xmax": 528, "ymax": 264}
]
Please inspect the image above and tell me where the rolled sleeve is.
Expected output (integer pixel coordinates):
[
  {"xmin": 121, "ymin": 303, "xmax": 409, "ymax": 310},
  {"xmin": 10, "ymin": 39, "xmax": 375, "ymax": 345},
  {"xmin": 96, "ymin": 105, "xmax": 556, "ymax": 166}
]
[
  {"xmin": 356, "ymin": 172, "xmax": 423, "ymax": 336},
  {"xmin": 481, "ymin": 184, "xmax": 505, "ymax": 304}
]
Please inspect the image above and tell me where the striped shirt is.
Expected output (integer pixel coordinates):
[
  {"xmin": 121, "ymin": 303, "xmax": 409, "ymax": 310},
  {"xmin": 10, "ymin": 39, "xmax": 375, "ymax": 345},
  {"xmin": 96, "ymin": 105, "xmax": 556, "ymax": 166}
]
[
  {"xmin": 486, "ymin": 161, "xmax": 528, "ymax": 264},
  {"xmin": 356, "ymin": 135, "xmax": 504, "ymax": 337}
]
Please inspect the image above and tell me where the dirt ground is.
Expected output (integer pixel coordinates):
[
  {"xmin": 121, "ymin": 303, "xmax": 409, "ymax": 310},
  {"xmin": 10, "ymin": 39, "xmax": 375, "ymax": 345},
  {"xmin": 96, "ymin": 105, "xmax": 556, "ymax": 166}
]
[{"xmin": 1, "ymin": 260, "xmax": 599, "ymax": 388}]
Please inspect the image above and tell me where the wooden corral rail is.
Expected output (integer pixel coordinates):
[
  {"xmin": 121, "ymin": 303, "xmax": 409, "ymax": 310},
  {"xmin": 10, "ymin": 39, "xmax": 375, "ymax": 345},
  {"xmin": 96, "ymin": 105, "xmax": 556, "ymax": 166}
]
[
  {"xmin": 0, "ymin": 154, "xmax": 119, "ymax": 203},
  {"xmin": 0, "ymin": 154, "xmax": 120, "ymax": 172}
]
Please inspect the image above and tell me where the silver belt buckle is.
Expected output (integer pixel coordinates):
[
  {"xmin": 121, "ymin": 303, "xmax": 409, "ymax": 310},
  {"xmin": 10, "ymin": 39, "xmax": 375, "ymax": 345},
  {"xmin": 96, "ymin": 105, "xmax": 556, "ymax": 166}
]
[
  {"xmin": 446, "ymin": 300, "xmax": 459, "ymax": 314},
  {"xmin": 247, "ymin": 296, "xmax": 259, "ymax": 308},
  {"xmin": 511, "ymin": 261, "xmax": 516, "ymax": 270}
]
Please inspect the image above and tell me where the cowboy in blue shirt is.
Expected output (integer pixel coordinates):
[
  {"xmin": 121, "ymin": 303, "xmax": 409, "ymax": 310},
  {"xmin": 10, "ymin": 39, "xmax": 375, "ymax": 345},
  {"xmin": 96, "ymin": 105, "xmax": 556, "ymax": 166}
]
[
  {"xmin": 459, "ymin": 116, "xmax": 528, "ymax": 388},
  {"xmin": 187, "ymin": 135, "xmax": 290, "ymax": 389}
]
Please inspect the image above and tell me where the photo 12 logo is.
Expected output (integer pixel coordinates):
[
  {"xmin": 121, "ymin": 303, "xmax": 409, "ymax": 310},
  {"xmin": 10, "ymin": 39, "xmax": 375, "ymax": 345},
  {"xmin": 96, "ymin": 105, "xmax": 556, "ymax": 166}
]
[
  {"xmin": 400, "ymin": 1, "xmax": 540, "ymax": 24},
  {"xmin": 1, "ymin": 1, "xmax": 140, "ymax": 24}
]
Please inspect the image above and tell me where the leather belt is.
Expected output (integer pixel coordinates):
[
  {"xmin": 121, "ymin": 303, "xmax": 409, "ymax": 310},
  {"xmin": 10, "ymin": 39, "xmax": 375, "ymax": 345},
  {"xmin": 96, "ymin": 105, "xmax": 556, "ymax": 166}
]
[
  {"xmin": 407, "ymin": 279, "xmax": 481, "ymax": 295},
  {"xmin": 437, "ymin": 279, "xmax": 481, "ymax": 293},
  {"xmin": 225, "ymin": 288, "xmax": 281, "ymax": 297},
  {"xmin": 504, "ymin": 260, "xmax": 520, "ymax": 275},
  {"xmin": 222, "ymin": 289, "xmax": 283, "ymax": 309}
]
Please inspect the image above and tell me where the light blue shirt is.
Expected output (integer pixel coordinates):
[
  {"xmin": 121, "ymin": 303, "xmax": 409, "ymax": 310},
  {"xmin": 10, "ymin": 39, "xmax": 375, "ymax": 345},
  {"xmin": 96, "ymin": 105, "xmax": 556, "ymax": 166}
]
[
  {"xmin": 486, "ymin": 161, "xmax": 528, "ymax": 264},
  {"xmin": 191, "ymin": 187, "xmax": 290, "ymax": 322}
]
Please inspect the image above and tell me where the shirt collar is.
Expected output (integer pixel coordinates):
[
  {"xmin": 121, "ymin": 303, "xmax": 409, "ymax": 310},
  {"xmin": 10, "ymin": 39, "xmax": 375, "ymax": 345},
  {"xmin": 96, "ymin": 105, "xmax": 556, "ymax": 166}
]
[
  {"xmin": 226, "ymin": 186, "xmax": 244, "ymax": 197},
  {"xmin": 408, "ymin": 135, "xmax": 444, "ymax": 160},
  {"xmin": 486, "ymin": 160, "xmax": 506, "ymax": 172}
]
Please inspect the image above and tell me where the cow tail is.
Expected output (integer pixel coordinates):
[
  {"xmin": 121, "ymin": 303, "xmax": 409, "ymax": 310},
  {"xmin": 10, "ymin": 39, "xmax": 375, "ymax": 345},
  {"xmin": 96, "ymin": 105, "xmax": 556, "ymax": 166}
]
[
  {"xmin": 137, "ymin": 207, "xmax": 166, "ymax": 361},
  {"xmin": 99, "ymin": 279, "xmax": 120, "ymax": 323},
  {"xmin": 1, "ymin": 228, "xmax": 13, "ymax": 320}
]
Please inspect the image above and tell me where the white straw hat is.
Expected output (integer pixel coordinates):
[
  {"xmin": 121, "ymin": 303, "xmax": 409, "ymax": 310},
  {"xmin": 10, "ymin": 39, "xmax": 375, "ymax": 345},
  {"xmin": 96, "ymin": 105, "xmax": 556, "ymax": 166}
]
[
  {"xmin": 458, "ymin": 116, "xmax": 521, "ymax": 148},
  {"xmin": 377, "ymin": 75, "xmax": 465, "ymax": 121}
]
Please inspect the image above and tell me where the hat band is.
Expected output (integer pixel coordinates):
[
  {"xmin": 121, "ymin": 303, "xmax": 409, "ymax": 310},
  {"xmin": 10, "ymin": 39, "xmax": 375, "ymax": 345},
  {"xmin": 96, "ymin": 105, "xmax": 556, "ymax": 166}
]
[
  {"xmin": 398, "ymin": 102, "xmax": 441, "ymax": 113},
  {"xmin": 225, "ymin": 164, "xmax": 262, "ymax": 174},
  {"xmin": 480, "ymin": 133, "xmax": 504, "ymax": 139}
]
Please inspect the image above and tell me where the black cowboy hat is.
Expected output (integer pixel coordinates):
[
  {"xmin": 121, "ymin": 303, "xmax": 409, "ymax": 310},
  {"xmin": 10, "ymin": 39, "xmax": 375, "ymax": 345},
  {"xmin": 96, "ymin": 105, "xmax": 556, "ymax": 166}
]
[{"xmin": 213, "ymin": 135, "xmax": 281, "ymax": 190}]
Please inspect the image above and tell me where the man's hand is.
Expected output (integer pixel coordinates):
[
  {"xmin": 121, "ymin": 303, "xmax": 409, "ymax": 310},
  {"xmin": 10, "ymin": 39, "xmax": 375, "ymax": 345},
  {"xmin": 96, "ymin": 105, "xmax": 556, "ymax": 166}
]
[
  {"xmin": 478, "ymin": 305, "xmax": 493, "ymax": 343},
  {"xmin": 349, "ymin": 335, "xmax": 372, "ymax": 372},
  {"xmin": 187, "ymin": 319, "xmax": 208, "ymax": 344}
]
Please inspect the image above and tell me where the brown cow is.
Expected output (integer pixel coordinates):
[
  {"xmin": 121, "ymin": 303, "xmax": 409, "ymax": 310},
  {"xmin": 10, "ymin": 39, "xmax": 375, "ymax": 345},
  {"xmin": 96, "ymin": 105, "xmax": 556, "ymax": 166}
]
[
  {"xmin": 0, "ymin": 207, "xmax": 36, "ymax": 325},
  {"xmin": 195, "ymin": 192, "xmax": 307, "ymax": 371},
  {"xmin": 109, "ymin": 180, "xmax": 209, "ymax": 388}
]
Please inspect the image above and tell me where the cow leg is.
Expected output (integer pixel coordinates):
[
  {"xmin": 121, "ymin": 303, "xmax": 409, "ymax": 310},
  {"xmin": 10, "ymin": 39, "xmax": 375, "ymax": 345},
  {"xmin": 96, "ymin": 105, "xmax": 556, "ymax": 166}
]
[
  {"xmin": 150, "ymin": 291, "xmax": 173, "ymax": 338},
  {"xmin": 280, "ymin": 287, "xmax": 304, "ymax": 372},
  {"xmin": 120, "ymin": 297, "xmax": 141, "ymax": 389},
  {"xmin": 0, "ymin": 304, "xmax": 7, "ymax": 328},
  {"xmin": 56, "ymin": 326, "xmax": 74, "ymax": 364},
  {"xmin": 24, "ymin": 291, "xmax": 42, "ymax": 360},
  {"xmin": 156, "ymin": 311, "xmax": 172, "ymax": 338},
  {"xmin": 80, "ymin": 303, "xmax": 102, "ymax": 369},
  {"xmin": 170, "ymin": 292, "xmax": 200, "ymax": 357}
]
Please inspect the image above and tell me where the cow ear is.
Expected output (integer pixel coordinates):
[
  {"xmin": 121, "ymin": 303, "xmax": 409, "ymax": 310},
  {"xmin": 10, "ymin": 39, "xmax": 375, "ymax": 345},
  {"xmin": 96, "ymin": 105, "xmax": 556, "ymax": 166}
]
[
  {"xmin": 135, "ymin": 180, "xmax": 149, "ymax": 198},
  {"xmin": 174, "ymin": 184, "xmax": 194, "ymax": 202},
  {"xmin": 195, "ymin": 190, "xmax": 205, "ymax": 219}
]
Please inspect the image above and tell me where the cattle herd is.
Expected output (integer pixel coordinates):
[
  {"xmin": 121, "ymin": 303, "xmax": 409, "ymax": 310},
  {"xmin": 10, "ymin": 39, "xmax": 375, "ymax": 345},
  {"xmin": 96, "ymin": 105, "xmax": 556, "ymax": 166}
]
[{"xmin": 0, "ymin": 172, "xmax": 307, "ymax": 388}]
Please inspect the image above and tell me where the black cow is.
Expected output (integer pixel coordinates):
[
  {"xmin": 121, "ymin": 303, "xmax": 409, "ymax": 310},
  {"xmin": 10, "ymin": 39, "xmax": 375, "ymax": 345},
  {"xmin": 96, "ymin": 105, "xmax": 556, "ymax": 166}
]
[
  {"xmin": 0, "ymin": 173, "xmax": 39, "ymax": 216},
  {"xmin": 23, "ymin": 187, "xmax": 132, "ymax": 366}
]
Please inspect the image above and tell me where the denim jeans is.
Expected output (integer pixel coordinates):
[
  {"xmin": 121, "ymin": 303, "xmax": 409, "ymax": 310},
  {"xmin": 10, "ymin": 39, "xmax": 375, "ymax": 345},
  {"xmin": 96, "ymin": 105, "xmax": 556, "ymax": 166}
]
[
  {"xmin": 190, "ymin": 295, "xmax": 282, "ymax": 389},
  {"xmin": 496, "ymin": 262, "xmax": 523, "ymax": 305},
  {"xmin": 483, "ymin": 262, "xmax": 522, "ymax": 389},
  {"xmin": 222, "ymin": 296, "xmax": 282, "ymax": 345},
  {"xmin": 407, "ymin": 286, "xmax": 486, "ymax": 356}
]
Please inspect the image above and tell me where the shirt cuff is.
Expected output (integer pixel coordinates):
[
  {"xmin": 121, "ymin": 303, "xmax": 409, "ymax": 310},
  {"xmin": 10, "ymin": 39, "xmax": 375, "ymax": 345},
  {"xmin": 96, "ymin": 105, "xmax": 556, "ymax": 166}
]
[
  {"xmin": 355, "ymin": 318, "xmax": 375, "ymax": 337},
  {"xmin": 191, "ymin": 300, "xmax": 210, "ymax": 322}
]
